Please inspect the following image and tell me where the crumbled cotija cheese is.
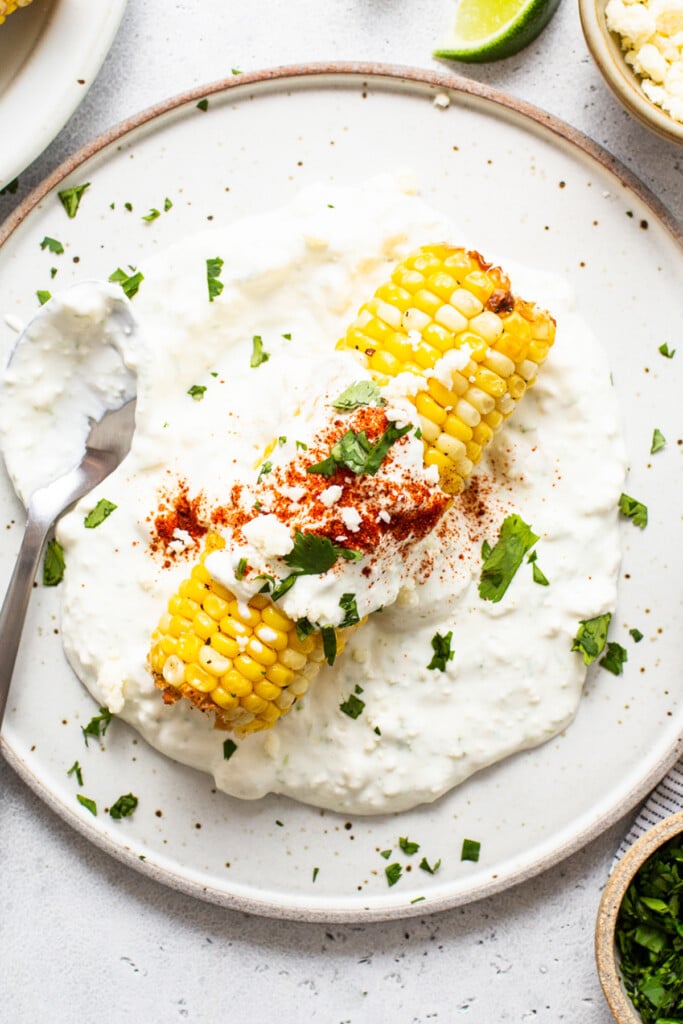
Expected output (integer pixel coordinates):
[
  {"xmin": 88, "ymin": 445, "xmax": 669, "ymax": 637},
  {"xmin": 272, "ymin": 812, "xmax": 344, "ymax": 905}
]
[{"xmin": 605, "ymin": 0, "xmax": 683, "ymax": 123}]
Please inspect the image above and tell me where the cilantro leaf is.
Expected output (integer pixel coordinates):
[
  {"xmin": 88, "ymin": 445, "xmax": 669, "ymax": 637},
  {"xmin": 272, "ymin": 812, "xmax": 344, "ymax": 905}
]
[
  {"xmin": 81, "ymin": 706, "xmax": 113, "ymax": 745},
  {"xmin": 67, "ymin": 760, "xmax": 83, "ymax": 786},
  {"xmin": 332, "ymin": 380, "xmax": 386, "ymax": 410},
  {"xmin": 109, "ymin": 266, "xmax": 144, "ymax": 299},
  {"xmin": 571, "ymin": 612, "xmax": 612, "ymax": 666},
  {"xmin": 187, "ymin": 384, "xmax": 207, "ymax": 400},
  {"xmin": 77, "ymin": 794, "xmax": 97, "ymax": 816},
  {"xmin": 58, "ymin": 183, "xmax": 90, "ymax": 218},
  {"xmin": 630, "ymin": 628, "xmax": 644, "ymax": 643},
  {"xmin": 110, "ymin": 793, "xmax": 138, "ymax": 819},
  {"xmin": 479, "ymin": 515, "xmax": 539, "ymax": 603},
  {"xmin": 658, "ymin": 342, "xmax": 675, "ymax": 359},
  {"xmin": 284, "ymin": 531, "xmax": 355, "ymax": 575},
  {"xmin": 461, "ymin": 839, "xmax": 481, "ymax": 862},
  {"xmin": 399, "ymin": 836, "xmax": 420, "ymax": 856},
  {"xmin": 36, "ymin": 290, "xmax": 51, "ymax": 306},
  {"xmin": 651, "ymin": 428, "xmax": 666, "ymax": 454},
  {"xmin": 206, "ymin": 256, "xmax": 224, "ymax": 302},
  {"xmin": 427, "ymin": 630, "xmax": 454, "ymax": 672},
  {"xmin": 43, "ymin": 538, "xmax": 65, "ymax": 586},
  {"xmin": 84, "ymin": 498, "xmax": 117, "ymax": 529},
  {"xmin": 40, "ymin": 236, "xmax": 64, "ymax": 254},
  {"xmin": 250, "ymin": 335, "xmax": 270, "ymax": 368},
  {"xmin": 295, "ymin": 617, "xmax": 314, "ymax": 641},
  {"xmin": 196, "ymin": 98, "xmax": 209, "ymax": 111},
  {"xmin": 619, "ymin": 493, "xmax": 648, "ymax": 528},
  {"xmin": 307, "ymin": 423, "xmax": 412, "ymax": 478},
  {"xmin": 321, "ymin": 626, "xmax": 337, "ymax": 666},
  {"xmin": 531, "ymin": 561, "xmax": 550, "ymax": 586},
  {"xmin": 339, "ymin": 592, "xmax": 360, "ymax": 628},
  {"xmin": 256, "ymin": 460, "xmax": 272, "ymax": 483},
  {"xmin": 142, "ymin": 208, "xmax": 160, "ymax": 223},
  {"xmin": 385, "ymin": 862, "xmax": 402, "ymax": 887},
  {"xmin": 380, "ymin": 849, "xmax": 392, "ymax": 859},
  {"xmin": 419, "ymin": 856, "xmax": 441, "ymax": 874},
  {"xmin": 339, "ymin": 693, "xmax": 365, "ymax": 719},
  {"xmin": 600, "ymin": 641, "xmax": 628, "ymax": 676},
  {"xmin": 223, "ymin": 739, "xmax": 238, "ymax": 760}
]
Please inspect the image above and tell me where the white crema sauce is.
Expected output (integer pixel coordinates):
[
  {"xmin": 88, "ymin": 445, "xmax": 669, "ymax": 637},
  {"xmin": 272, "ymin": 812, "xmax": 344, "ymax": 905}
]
[{"xmin": 49, "ymin": 177, "xmax": 626, "ymax": 814}]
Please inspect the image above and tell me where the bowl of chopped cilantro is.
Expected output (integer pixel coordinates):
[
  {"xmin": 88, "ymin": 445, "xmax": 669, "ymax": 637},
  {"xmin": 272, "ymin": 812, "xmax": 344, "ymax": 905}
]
[{"xmin": 595, "ymin": 811, "xmax": 683, "ymax": 1023}]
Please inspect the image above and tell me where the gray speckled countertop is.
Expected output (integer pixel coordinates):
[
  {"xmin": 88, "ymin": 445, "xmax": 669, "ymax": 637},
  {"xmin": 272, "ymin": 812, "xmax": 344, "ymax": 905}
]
[{"xmin": 1, "ymin": 1, "xmax": 681, "ymax": 1021}]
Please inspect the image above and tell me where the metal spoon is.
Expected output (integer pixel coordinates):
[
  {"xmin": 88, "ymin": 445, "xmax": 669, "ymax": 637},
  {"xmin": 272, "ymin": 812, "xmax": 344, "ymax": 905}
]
[{"xmin": 0, "ymin": 300, "xmax": 137, "ymax": 725}]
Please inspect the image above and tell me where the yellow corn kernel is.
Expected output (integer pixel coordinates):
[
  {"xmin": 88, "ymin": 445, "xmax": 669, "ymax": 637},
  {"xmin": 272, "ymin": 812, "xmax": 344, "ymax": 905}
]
[
  {"xmin": 176, "ymin": 633, "xmax": 204, "ymax": 663},
  {"xmin": 184, "ymin": 664, "xmax": 215, "ymax": 693}
]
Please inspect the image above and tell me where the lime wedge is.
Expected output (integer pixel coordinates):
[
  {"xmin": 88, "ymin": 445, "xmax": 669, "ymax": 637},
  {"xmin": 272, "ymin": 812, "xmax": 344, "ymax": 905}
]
[{"xmin": 434, "ymin": 0, "xmax": 562, "ymax": 62}]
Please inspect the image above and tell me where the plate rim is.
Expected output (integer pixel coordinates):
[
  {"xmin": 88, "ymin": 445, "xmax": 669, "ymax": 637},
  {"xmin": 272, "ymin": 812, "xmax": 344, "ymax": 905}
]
[{"xmin": 1, "ymin": 61, "xmax": 682, "ymax": 923}]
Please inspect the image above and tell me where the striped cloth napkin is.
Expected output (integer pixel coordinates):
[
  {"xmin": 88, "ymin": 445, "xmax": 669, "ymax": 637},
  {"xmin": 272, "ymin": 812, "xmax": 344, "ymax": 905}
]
[{"xmin": 615, "ymin": 759, "xmax": 683, "ymax": 862}]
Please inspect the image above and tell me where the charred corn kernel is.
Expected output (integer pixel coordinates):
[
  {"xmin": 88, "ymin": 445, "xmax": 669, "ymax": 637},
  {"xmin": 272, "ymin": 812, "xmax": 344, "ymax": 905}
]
[
  {"xmin": 0, "ymin": 0, "xmax": 32, "ymax": 24},
  {"xmin": 149, "ymin": 536, "xmax": 358, "ymax": 735},
  {"xmin": 337, "ymin": 244, "xmax": 555, "ymax": 494}
]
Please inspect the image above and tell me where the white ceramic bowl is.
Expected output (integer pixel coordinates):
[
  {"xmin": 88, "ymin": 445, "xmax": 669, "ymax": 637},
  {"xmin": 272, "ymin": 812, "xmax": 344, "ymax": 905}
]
[
  {"xmin": 579, "ymin": 0, "xmax": 683, "ymax": 146},
  {"xmin": 595, "ymin": 811, "xmax": 683, "ymax": 1023}
]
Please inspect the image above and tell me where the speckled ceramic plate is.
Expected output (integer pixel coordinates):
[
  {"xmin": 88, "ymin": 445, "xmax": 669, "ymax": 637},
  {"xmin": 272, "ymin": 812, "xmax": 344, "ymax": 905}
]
[
  {"xmin": 0, "ymin": 0, "xmax": 127, "ymax": 189},
  {"xmin": 0, "ymin": 64, "xmax": 681, "ymax": 922}
]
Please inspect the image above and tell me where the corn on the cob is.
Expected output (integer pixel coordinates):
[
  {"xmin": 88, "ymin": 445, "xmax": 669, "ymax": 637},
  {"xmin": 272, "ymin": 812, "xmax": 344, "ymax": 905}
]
[
  {"xmin": 0, "ymin": 0, "xmax": 33, "ymax": 24},
  {"xmin": 150, "ymin": 244, "xmax": 555, "ymax": 735},
  {"xmin": 337, "ymin": 244, "xmax": 555, "ymax": 494},
  {"xmin": 150, "ymin": 533, "xmax": 356, "ymax": 735}
]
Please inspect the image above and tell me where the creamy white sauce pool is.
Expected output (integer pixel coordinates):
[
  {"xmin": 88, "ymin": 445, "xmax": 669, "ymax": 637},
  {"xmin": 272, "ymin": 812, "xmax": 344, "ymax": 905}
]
[{"xmin": 41, "ymin": 178, "xmax": 625, "ymax": 815}]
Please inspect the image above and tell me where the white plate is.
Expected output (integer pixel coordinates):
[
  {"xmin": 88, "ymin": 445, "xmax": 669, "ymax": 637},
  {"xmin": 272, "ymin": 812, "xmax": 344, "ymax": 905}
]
[
  {"xmin": 0, "ymin": 64, "xmax": 681, "ymax": 922},
  {"xmin": 0, "ymin": 0, "xmax": 127, "ymax": 189}
]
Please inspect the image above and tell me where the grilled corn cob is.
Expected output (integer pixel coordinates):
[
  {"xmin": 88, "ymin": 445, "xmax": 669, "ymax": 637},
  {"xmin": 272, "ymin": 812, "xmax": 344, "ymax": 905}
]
[
  {"xmin": 150, "ymin": 533, "xmax": 355, "ymax": 735},
  {"xmin": 337, "ymin": 244, "xmax": 555, "ymax": 494},
  {"xmin": 0, "ymin": 0, "xmax": 33, "ymax": 24},
  {"xmin": 150, "ymin": 244, "xmax": 555, "ymax": 736}
]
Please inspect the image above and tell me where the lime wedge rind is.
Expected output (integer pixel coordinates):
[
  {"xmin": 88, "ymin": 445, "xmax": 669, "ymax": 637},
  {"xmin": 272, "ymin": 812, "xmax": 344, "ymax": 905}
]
[{"xmin": 434, "ymin": 0, "xmax": 562, "ymax": 63}]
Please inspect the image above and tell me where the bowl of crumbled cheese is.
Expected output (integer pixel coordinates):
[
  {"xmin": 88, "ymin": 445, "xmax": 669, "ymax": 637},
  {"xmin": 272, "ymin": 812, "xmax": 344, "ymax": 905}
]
[{"xmin": 579, "ymin": 0, "xmax": 683, "ymax": 145}]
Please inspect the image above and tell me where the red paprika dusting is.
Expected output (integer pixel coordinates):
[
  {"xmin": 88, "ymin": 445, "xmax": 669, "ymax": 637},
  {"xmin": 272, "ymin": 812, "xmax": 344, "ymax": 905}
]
[{"xmin": 149, "ymin": 481, "xmax": 210, "ymax": 566}]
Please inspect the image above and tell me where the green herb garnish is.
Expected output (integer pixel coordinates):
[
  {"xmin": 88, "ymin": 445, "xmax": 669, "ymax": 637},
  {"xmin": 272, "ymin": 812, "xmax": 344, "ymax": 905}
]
[
  {"xmin": 461, "ymin": 839, "xmax": 481, "ymax": 862},
  {"xmin": 40, "ymin": 236, "xmax": 64, "ymax": 254},
  {"xmin": 58, "ymin": 183, "xmax": 90, "ymax": 218},
  {"xmin": 321, "ymin": 626, "xmax": 337, "ymax": 666},
  {"xmin": 250, "ymin": 335, "xmax": 270, "ymax": 368},
  {"xmin": 419, "ymin": 856, "xmax": 442, "ymax": 874},
  {"xmin": 332, "ymin": 380, "xmax": 386, "ymax": 411},
  {"xmin": 619, "ymin": 493, "xmax": 648, "ymax": 528},
  {"xmin": 36, "ymin": 290, "xmax": 51, "ymax": 305},
  {"xmin": 196, "ymin": 98, "xmax": 209, "ymax": 111},
  {"xmin": 531, "ymin": 561, "xmax": 550, "ymax": 586},
  {"xmin": 571, "ymin": 612, "xmax": 612, "ymax": 666},
  {"xmin": 658, "ymin": 342, "xmax": 676, "ymax": 359},
  {"xmin": 339, "ymin": 693, "xmax": 365, "ymax": 719},
  {"xmin": 295, "ymin": 617, "xmax": 314, "ymax": 641},
  {"xmin": 600, "ymin": 641, "xmax": 628, "ymax": 676},
  {"xmin": 385, "ymin": 862, "xmax": 402, "ymax": 887},
  {"xmin": 284, "ymin": 530, "xmax": 360, "ymax": 575},
  {"xmin": 339, "ymin": 592, "xmax": 360, "ymax": 628},
  {"xmin": 630, "ymin": 628, "xmax": 644, "ymax": 643},
  {"xmin": 479, "ymin": 514, "xmax": 539, "ymax": 603},
  {"xmin": 257, "ymin": 460, "xmax": 272, "ymax": 483},
  {"xmin": 206, "ymin": 256, "xmax": 223, "ymax": 302},
  {"xmin": 81, "ymin": 706, "xmax": 113, "ymax": 745},
  {"xmin": 77, "ymin": 794, "xmax": 97, "ymax": 816},
  {"xmin": 164, "ymin": 197, "xmax": 173, "ymax": 211},
  {"xmin": 67, "ymin": 760, "xmax": 83, "ymax": 786},
  {"xmin": 380, "ymin": 849, "xmax": 392, "ymax": 859},
  {"xmin": 109, "ymin": 266, "xmax": 144, "ymax": 299},
  {"xmin": 399, "ymin": 836, "xmax": 420, "ymax": 856},
  {"xmin": 312, "ymin": 867, "xmax": 319, "ymax": 882},
  {"xmin": 110, "ymin": 793, "xmax": 138, "ymax": 819},
  {"xmin": 307, "ymin": 423, "xmax": 412, "ymax": 478},
  {"xmin": 187, "ymin": 384, "xmax": 207, "ymax": 400},
  {"xmin": 235, "ymin": 558, "xmax": 247, "ymax": 581},
  {"xmin": 427, "ymin": 630, "xmax": 454, "ymax": 672},
  {"xmin": 43, "ymin": 538, "xmax": 65, "ymax": 586},
  {"xmin": 142, "ymin": 208, "xmax": 161, "ymax": 223},
  {"xmin": 84, "ymin": 498, "xmax": 117, "ymax": 529},
  {"xmin": 651, "ymin": 428, "xmax": 666, "ymax": 454}
]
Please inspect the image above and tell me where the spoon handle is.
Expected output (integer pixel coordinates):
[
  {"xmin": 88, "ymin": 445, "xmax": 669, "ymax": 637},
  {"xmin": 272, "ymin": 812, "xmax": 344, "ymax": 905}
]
[{"xmin": 0, "ymin": 514, "xmax": 51, "ymax": 726}]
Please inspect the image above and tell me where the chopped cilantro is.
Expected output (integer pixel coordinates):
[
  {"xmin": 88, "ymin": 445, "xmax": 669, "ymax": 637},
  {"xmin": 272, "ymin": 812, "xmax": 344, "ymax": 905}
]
[
  {"xmin": 374, "ymin": 725, "xmax": 381, "ymax": 736},
  {"xmin": 36, "ymin": 290, "xmax": 51, "ymax": 305},
  {"xmin": 531, "ymin": 561, "xmax": 550, "ymax": 586},
  {"xmin": 250, "ymin": 335, "xmax": 270, "ymax": 368},
  {"xmin": 385, "ymin": 862, "xmax": 402, "ymax": 887},
  {"xmin": 419, "ymin": 856, "xmax": 441, "ymax": 874},
  {"xmin": 164, "ymin": 197, "xmax": 173, "ymax": 211},
  {"xmin": 43, "ymin": 538, "xmax": 65, "ymax": 586},
  {"xmin": 40, "ymin": 236, "xmax": 64, "ymax": 254},
  {"xmin": 50, "ymin": 267, "xmax": 58, "ymax": 279},
  {"xmin": 124, "ymin": 201, "xmax": 133, "ymax": 212},
  {"xmin": 110, "ymin": 793, "xmax": 138, "ymax": 819},
  {"xmin": 321, "ymin": 626, "xmax": 337, "ymax": 666},
  {"xmin": 109, "ymin": 266, "xmax": 144, "ymax": 298},
  {"xmin": 600, "ymin": 641, "xmax": 628, "ymax": 676},
  {"xmin": 187, "ymin": 384, "xmax": 207, "ymax": 400},
  {"xmin": 339, "ymin": 592, "xmax": 360, "ymax": 628},
  {"xmin": 619, "ymin": 493, "xmax": 648, "ymax": 528},
  {"xmin": 81, "ymin": 706, "xmax": 113, "ymax": 745},
  {"xmin": 277, "ymin": 435, "xmax": 287, "ymax": 447},
  {"xmin": 481, "ymin": 539, "xmax": 492, "ymax": 560},
  {"xmin": 235, "ymin": 558, "xmax": 247, "ymax": 581},
  {"xmin": 312, "ymin": 867, "xmax": 319, "ymax": 882},
  {"xmin": 67, "ymin": 760, "xmax": 83, "ymax": 786},
  {"xmin": 658, "ymin": 342, "xmax": 675, "ymax": 359},
  {"xmin": 380, "ymin": 849, "xmax": 392, "ymax": 859},
  {"xmin": 461, "ymin": 838, "xmax": 481, "ymax": 862},
  {"xmin": 332, "ymin": 380, "xmax": 386, "ymax": 411},
  {"xmin": 427, "ymin": 630, "xmax": 454, "ymax": 672},
  {"xmin": 142, "ymin": 208, "xmax": 160, "ymax": 222},
  {"xmin": 196, "ymin": 98, "xmax": 209, "ymax": 111},
  {"xmin": 77, "ymin": 794, "xmax": 97, "ymax": 816},
  {"xmin": 571, "ymin": 612, "xmax": 612, "ymax": 666},
  {"xmin": 58, "ymin": 182, "xmax": 90, "ymax": 218},
  {"xmin": 295, "ymin": 617, "xmax": 314, "ymax": 641},
  {"xmin": 399, "ymin": 836, "xmax": 420, "ymax": 856},
  {"xmin": 84, "ymin": 498, "xmax": 117, "ymax": 528},
  {"xmin": 630, "ymin": 628, "xmax": 644, "ymax": 643},
  {"xmin": 479, "ymin": 515, "xmax": 538, "ymax": 602},
  {"xmin": 223, "ymin": 739, "xmax": 238, "ymax": 760},
  {"xmin": 269, "ymin": 573, "xmax": 298, "ymax": 601},
  {"xmin": 651, "ymin": 428, "xmax": 666, "ymax": 454},
  {"xmin": 257, "ymin": 460, "xmax": 273, "ymax": 483},
  {"xmin": 339, "ymin": 693, "xmax": 365, "ymax": 719},
  {"xmin": 410, "ymin": 896, "xmax": 426, "ymax": 904},
  {"xmin": 295, "ymin": 440, "xmax": 308, "ymax": 451},
  {"xmin": 284, "ymin": 530, "xmax": 360, "ymax": 575},
  {"xmin": 206, "ymin": 256, "xmax": 224, "ymax": 302},
  {"xmin": 307, "ymin": 423, "xmax": 412, "ymax": 477}
]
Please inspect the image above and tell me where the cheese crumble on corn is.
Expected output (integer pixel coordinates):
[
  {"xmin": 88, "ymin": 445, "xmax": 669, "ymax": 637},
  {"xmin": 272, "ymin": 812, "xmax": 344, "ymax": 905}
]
[{"xmin": 149, "ymin": 244, "xmax": 555, "ymax": 736}]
